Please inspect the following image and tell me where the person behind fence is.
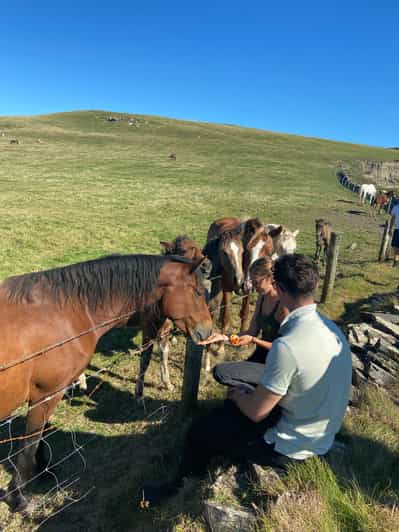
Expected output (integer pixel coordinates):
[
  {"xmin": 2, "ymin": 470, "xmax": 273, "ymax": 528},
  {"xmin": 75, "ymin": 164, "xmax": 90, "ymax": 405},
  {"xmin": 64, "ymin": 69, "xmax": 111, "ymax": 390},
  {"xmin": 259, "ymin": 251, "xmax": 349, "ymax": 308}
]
[
  {"xmin": 140, "ymin": 254, "xmax": 352, "ymax": 506},
  {"xmin": 391, "ymin": 200, "xmax": 399, "ymax": 267},
  {"xmin": 200, "ymin": 256, "xmax": 289, "ymax": 390}
]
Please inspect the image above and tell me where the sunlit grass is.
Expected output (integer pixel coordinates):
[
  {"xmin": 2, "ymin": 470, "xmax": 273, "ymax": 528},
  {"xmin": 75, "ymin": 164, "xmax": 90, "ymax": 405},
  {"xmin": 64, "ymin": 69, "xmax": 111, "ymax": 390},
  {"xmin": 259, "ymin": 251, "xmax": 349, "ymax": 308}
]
[{"xmin": 0, "ymin": 111, "xmax": 398, "ymax": 530}]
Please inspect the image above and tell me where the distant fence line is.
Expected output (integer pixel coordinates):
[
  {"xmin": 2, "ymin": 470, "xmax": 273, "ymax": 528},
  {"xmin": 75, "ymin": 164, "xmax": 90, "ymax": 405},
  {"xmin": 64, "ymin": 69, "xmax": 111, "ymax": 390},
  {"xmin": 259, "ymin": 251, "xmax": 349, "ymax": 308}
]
[
  {"xmin": 336, "ymin": 170, "xmax": 399, "ymax": 213},
  {"xmin": 336, "ymin": 170, "xmax": 396, "ymax": 262}
]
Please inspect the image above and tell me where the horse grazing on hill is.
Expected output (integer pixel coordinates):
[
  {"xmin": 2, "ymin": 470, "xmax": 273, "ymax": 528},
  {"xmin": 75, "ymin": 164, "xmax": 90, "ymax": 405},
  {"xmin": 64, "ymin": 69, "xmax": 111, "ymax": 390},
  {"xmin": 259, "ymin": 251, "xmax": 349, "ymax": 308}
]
[
  {"xmin": 0, "ymin": 254, "xmax": 211, "ymax": 512},
  {"xmin": 314, "ymin": 219, "xmax": 332, "ymax": 264},
  {"xmin": 359, "ymin": 184, "xmax": 377, "ymax": 205},
  {"xmin": 265, "ymin": 224, "xmax": 299, "ymax": 260},
  {"xmin": 134, "ymin": 236, "xmax": 207, "ymax": 399}
]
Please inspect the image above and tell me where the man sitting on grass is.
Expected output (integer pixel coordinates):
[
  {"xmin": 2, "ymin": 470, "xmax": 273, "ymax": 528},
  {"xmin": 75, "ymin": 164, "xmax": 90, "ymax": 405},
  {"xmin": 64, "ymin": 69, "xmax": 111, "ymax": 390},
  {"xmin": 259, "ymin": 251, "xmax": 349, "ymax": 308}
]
[{"xmin": 141, "ymin": 254, "xmax": 352, "ymax": 506}]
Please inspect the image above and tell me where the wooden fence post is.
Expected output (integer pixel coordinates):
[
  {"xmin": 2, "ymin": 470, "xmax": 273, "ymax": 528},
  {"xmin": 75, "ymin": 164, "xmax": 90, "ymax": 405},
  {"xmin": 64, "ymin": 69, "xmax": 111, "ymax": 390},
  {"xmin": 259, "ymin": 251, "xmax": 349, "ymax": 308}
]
[
  {"xmin": 385, "ymin": 215, "xmax": 395, "ymax": 261},
  {"xmin": 181, "ymin": 339, "xmax": 203, "ymax": 414},
  {"xmin": 378, "ymin": 220, "xmax": 390, "ymax": 262},
  {"xmin": 321, "ymin": 232, "xmax": 342, "ymax": 303}
]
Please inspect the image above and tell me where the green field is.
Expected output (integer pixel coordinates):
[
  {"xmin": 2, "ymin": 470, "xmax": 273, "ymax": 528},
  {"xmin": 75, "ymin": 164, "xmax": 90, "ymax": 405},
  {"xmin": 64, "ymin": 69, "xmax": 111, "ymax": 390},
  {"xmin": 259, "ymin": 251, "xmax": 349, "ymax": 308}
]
[{"xmin": 0, "ymin": 111, "xmax": 398, "ymax": 531}]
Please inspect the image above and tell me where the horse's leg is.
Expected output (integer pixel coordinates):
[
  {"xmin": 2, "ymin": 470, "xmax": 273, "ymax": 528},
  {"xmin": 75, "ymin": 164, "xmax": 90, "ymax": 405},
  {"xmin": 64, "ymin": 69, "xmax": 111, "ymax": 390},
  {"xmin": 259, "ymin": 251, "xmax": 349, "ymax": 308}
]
[
  {"xmin": 6, "ymin": 392, "xmax": 63, "ymax": 513},
  {"xmin": 220, "ymin": 289, "xmax": 232, "ymax": 335},
  {"xmin": 204, "ymin": 282, "xmax": 223, "ymax": 372},
  {"xmin": 134, "ymin": 341, "xmax": 154, "ymax": 401},
  {"xmin": 239, "ymin": 292, "xmax": 251, "ymax": 332},
  {"xmin": 78, "ymin": 372, "xmax": 87, "ymax": 391},
  {"xmin": 158, "ymin": 320, "xmax": 174, "ymax": 391},
  {"xmin": 135, "ymin": 319, "xmax": 161, "ymax": 401},
  {"xmin": 315, "ymin": 239, "xmax": 321, "ymax": 262}
]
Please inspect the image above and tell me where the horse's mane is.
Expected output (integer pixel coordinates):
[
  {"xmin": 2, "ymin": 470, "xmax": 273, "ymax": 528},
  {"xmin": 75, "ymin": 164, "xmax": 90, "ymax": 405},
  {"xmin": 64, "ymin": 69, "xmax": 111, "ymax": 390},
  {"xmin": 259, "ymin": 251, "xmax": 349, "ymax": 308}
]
[{"xmin": 5, "ymin": 254, "xmax": 192, "ymax": 310}]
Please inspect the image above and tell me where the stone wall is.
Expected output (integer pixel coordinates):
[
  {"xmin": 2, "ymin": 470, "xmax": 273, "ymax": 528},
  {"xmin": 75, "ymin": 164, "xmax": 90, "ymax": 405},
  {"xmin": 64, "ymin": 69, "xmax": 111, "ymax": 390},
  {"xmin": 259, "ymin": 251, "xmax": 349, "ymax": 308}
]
[{"xmin": 360, "ymin": 160, "xmax": 399, "ymax": 187}]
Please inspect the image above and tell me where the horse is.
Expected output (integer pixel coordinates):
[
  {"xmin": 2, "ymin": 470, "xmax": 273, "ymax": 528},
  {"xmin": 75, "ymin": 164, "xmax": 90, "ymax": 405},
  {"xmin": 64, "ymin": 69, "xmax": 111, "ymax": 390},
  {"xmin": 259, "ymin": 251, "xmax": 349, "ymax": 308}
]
[
  {"xmin": 0, "ymin": 253, "xmax": 212, "ymax": 512},
  {"xmin": 203, "ymin": 218, "xmax": 277, "ymax": 364},
  {"xmin": 359, "ymin": 184, "xmax": 377, "ymax": 205},
  {"xmin": 314, "ymin": 219, "xmax": 332, "ymax": 264},
  {"xmin": 134, "ymin": 236, "xmax": 206, "ymax": 399},
  {"xmin": 239, "ymin": 218, "xmax": 278, "ymax": 331},
  {"xmin": 265, "ymin": 224, "xmax": 299, "ymax": 260},
  {"xmin": 372, "ymin": 191, "xmax": 393, "ymax": 215}
]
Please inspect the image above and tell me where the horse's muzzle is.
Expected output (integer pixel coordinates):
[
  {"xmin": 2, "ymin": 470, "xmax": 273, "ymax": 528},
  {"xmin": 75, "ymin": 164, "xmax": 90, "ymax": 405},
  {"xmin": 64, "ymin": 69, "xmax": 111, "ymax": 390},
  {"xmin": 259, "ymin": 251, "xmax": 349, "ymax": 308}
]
[{"xmin": 191, "ymin": 323, "xmax": 212, "ymax": 343}]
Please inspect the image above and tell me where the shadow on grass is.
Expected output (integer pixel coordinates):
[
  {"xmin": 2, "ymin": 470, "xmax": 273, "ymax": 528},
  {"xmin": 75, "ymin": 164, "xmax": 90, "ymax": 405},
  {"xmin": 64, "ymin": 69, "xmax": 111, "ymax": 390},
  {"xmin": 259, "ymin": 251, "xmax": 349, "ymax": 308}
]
[
  {"xmin": 0, "ymin": 394, "xmax": 199, "ymax": 532},
  {"xmin": 346, "ymin": 209, "xmax": 367, "ymax": 216},
  {"xmin": 338, "ymin": 290, "xmax": 396, "ymax": 325},
  {"xmin": 1, "ymin": 395, "xmax": 399, "ymax": 531},
  {"xmin": 96, "ymin": 325, "xmax": 142, "ymax": 357}
]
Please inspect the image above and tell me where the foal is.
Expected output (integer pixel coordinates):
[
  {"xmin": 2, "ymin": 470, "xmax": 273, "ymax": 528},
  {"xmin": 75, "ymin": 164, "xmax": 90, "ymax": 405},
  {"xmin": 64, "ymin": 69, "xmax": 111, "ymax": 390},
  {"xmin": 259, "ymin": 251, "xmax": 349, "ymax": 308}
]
[
  {"xmin": 134, "ymin": 236, "xmax": 207, "ymax": 399},
  {"xmin": 314, "ymin": 219, "xmax": 332, "ymax": 263}
]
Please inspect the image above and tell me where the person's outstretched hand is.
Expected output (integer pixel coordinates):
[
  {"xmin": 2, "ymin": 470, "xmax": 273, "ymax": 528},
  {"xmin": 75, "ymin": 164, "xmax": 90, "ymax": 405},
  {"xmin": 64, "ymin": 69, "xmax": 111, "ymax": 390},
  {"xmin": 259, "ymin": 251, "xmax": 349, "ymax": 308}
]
[{"xmin": 197, "ymin": 332, "xmax": 228, "ymax": 345}]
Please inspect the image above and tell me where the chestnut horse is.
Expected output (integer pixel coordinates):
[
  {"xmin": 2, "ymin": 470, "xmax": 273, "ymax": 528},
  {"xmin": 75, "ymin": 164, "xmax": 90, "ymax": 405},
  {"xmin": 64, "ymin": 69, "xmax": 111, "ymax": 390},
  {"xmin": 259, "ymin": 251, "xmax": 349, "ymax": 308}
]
[
  {"xmin": 372, "ymin": 192, "xmax": 392, "ymax": 215},
  {"xmin": 240, "ymin": 219, "xmax": 280, "ymax": 331},
  {"xmin": 134, "ymin": 236, "xmax": 206, "ymax": 399},
  {"xmin": 0, "ymin": 254, "xmax": 211, "ymax": 512},
  {"xmin": 202, "ymin": 218, "xmax": 277, "ymax": 368}
]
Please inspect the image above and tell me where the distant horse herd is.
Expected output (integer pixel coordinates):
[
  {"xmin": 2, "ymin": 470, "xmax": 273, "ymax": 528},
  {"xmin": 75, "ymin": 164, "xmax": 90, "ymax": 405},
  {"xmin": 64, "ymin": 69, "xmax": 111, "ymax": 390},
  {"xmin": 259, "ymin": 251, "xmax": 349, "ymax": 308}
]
[{"xmin": 337, "ymin": 170, "xmax": 398, "ymax": 214}]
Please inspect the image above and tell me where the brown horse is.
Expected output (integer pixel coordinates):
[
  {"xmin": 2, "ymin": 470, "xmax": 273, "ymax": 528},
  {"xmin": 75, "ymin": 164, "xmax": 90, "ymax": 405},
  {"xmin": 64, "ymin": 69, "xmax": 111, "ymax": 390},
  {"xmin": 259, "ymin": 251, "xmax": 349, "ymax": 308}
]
[
  {"xmin": 204, "ymin": 218, "xmax": 244, "ymax": 323},
  {"xmin": 134, "ymin": 236, "xmax": 206, "ymax": 399},
  {"xmin": 202, "ymin": 218, "xmax": 277, "ymax": 368},
  {"xmin": 0, "ymin": 254, "xmax": 211, "ymax": 512},
  {"xmin": 372, "ymin": 192, "xmax": 391, "ymax": 215},
  {"xmin": 240, "ymin": 219, "xmax": 280, "ymax": 331},
  {"xmin": 314, "ymin": 219, "xmax": 332, "ymax": 264}
]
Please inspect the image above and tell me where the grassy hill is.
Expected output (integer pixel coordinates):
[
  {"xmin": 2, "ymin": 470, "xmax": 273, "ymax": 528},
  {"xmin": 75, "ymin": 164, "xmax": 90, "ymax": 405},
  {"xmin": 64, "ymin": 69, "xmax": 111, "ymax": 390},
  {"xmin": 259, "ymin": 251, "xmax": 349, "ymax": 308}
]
[{"xmin": 0, "ymin": 111, "xmax": 398, "ymax": 531}]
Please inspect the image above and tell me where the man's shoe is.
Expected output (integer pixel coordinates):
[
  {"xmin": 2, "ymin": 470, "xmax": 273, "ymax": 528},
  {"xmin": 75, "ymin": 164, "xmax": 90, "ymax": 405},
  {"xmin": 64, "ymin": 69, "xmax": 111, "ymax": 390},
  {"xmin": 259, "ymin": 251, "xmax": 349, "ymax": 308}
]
[{"xmin": 140, "ymin": 481, "xmax": 180, "ymax": 508}]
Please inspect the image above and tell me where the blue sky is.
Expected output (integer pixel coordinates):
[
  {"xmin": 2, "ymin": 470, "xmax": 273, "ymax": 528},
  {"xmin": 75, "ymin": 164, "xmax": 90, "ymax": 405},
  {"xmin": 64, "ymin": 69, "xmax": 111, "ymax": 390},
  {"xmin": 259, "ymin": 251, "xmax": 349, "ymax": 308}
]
[{"xmin": 1, "ymin": 1, "xmax": 398, "ymax": 147}]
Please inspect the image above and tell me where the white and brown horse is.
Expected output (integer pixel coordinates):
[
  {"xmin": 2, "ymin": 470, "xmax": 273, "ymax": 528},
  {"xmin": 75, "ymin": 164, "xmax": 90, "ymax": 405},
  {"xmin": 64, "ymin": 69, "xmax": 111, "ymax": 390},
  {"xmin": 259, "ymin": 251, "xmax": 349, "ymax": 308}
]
[
  {"xmin": 265, "ymin": 224, "xmax": 299, "ymax": 260},
  {"xmin": 203, "ymin": 218, "xmax": 278, "ymax": 356}
]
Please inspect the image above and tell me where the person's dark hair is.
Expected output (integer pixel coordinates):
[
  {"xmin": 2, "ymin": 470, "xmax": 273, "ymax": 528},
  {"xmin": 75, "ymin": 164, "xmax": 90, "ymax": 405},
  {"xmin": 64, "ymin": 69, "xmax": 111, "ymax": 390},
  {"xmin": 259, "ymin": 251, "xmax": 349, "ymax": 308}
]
[
  {"xmin": 249, "ymin": 256, "xmax": 273, "ymax": 280},
  {"xmin": 273, "ymin": 254, "xmax": 319, "ymax": 297}
]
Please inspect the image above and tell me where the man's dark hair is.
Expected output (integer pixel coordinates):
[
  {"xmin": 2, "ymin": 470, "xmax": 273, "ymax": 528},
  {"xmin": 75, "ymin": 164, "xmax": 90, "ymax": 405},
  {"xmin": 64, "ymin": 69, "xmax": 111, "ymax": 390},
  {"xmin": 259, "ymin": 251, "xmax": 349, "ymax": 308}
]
[{"xmin": 273, "ymin": 254, "xmax": 319, "ymax": 297}]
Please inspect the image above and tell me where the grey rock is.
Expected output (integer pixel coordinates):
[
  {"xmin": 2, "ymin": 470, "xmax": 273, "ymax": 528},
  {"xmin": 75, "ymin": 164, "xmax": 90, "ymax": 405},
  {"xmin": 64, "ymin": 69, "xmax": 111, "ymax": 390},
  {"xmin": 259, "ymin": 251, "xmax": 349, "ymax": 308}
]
[{"xmin": 203, "ymin": 501, "xmax": 256, "ymax": 532}]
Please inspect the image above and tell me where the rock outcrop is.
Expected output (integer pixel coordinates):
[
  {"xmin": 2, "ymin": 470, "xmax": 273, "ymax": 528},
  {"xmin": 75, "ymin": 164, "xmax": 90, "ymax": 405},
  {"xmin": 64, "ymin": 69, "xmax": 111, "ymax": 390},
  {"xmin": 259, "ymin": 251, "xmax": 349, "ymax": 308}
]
[{"xmin": 360, "ymin": 160, "xmax": 399, "ymax": 187}]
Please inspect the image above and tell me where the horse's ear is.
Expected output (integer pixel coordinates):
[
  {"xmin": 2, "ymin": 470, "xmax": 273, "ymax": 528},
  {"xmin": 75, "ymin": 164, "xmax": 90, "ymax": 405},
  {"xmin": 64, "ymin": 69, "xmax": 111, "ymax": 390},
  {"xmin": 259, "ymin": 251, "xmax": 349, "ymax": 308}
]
[
  {"xmin": 160, "ymin": 240, "xmax": 174, "ymax": 254},
  {"xmin": 293, "ymin": 229, "xmax": 300, "ymax": 237},
  {"xmin": 268, "ymin": 225, "xmax": 283, "ymax": 238}
]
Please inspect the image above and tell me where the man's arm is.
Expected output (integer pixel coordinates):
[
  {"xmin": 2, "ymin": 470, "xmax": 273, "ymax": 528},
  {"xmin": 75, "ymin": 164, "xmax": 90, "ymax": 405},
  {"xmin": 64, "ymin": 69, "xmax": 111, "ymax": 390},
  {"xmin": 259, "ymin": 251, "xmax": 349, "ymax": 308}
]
[
  {"xmin": 230, "ymin": 338, "xmax": 297, "ymax": 423},
  {"xmin": 228, "ymin": 385, "xmax": 282, "ymax": 423}
]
